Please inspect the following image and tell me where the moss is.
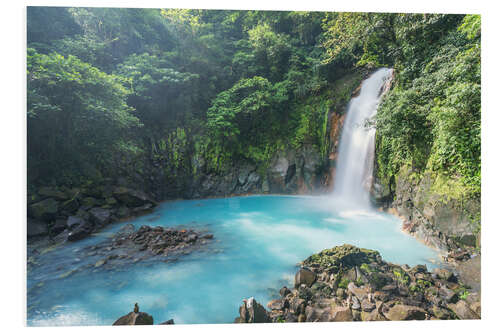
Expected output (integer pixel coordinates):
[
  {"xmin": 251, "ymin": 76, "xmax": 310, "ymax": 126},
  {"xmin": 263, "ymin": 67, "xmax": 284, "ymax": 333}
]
[{"xmin": 303, "ymin": 244, "xmax": 381, "ymax": 270}]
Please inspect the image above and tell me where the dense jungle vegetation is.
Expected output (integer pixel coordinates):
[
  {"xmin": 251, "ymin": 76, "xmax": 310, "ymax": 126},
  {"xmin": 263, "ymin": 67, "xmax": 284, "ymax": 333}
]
[{"xmin": 27, "ymin": 8, "xmax": 480, "ymax": 206}]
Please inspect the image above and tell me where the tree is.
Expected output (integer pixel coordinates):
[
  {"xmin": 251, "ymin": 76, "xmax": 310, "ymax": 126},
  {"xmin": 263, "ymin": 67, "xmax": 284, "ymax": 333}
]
[{"xmin": 27, "ymin": 48, "xmax": 141, "ymax": 183}]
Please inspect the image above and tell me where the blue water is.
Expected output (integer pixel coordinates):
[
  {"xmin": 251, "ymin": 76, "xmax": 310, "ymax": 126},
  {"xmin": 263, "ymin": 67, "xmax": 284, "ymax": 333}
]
[{"xmin": 27, "ymin": 195, "xmax": 441, "ymax": 326}]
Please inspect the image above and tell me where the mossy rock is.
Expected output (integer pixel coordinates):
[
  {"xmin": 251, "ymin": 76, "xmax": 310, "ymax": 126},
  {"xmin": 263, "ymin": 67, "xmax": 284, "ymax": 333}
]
[{"xmin": 303, "ymin": 244, "xmax": 382, "ymax": 270}]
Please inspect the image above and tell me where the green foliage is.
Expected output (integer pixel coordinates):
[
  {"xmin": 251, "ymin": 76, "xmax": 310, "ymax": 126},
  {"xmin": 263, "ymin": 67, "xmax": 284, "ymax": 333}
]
[
  {"xmin": 26, "ymin": 7, "xmax": 480, "ymax": 208},
  {"xmin": 27, "ymin": 48, "xmax": 141, "ymax": 183},
  {"xmin": 393, "ymin": 268, "xmax": 409, "ymax": 286},
  {"xmin": 375, "ymin": 14, "xmax": 481, "ymax": 204}
]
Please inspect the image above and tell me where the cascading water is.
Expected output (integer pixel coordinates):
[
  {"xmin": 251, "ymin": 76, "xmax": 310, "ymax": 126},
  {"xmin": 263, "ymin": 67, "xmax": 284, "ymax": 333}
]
[{"xmin": 331, "ymin": 68, "xmax": 393, "ymax": 207}]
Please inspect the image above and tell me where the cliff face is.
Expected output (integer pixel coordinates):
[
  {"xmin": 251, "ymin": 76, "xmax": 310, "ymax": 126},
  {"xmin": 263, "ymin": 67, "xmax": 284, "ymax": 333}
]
[
  {"xmin": 141, "ymin": 70, "xmax": 368, "ymax": 200},
  {"xmin": 371, "ymin": 164, "xmax": 480, "ymax": 254}
]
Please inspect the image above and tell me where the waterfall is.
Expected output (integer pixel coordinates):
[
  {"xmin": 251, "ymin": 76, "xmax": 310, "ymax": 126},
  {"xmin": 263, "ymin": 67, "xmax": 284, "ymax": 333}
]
[{"xmin": 331, "ymin": 68, "xmax": 393, "ymax": 207}]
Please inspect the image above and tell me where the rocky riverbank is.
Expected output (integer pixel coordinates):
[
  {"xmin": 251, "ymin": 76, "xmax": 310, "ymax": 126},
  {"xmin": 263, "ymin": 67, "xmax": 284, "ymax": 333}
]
[
  {"xmin": 27, "ymin": 183, "xmax": 157, "ymax": 245},
  {"xmin": 234, "ymin": 244, "xmax": 480, "ymax": 323},
  {"xmin": 81, "ymin": 224, "xmax": 215, "ymax": 268}
]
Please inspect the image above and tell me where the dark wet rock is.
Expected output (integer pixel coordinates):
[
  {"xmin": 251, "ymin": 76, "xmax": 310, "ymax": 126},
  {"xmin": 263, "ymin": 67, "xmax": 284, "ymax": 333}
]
[
  {"xmin": 50, "ymin": 218, "xmax": 67, "ymax": 234},
  {"xmin": 27, "ymin": 218, "xmax": 48, "ymax": 238},
  {"xmin": 29, "ymin": 198, "xmax": 59, "ymax": 221},
  {"xmin": 66, "ymin": 216, "xmax": 87, "ymax": 230},
  {"xmin": 89, "ymin": 207, "xmax": 112, "ymax": 227},
  {"xmin": 113, "ymin": 310, "xmax": 153, "ymax": 325},
  {"xmin": 60, "ymin": 198, "xmax": 79, "ymax": 214},
  {"xmin": 38, "ymin": 187, "xmax": 69, "ymax": 201},
  {"xmin": 81, "ymin": 197, "xmax": 98, "ymax": 208},
  {"xmin": 235, "ymin": 297, "xmax": 271, "ymax": 323},
  {"xmin": 159, "ymin": 319, "xmax": 175, "ymax": 325},
  {"xmin": 113, "ymin": 187, "xmax": 156, "ymax": 208},
  {"xmin": 116, "ymin": 206, "xmax": 131, "ymax": 219},
  {"xmin": 67, "ymin": 219, "xmax": 93, "ymax": 241},
  {"xmin": 84, "ymin": 224, "xmax": 214, "ymax": 267},
  {"xmin": 279, "ymin": 286, "xmax": 291, "ymax": 297}
]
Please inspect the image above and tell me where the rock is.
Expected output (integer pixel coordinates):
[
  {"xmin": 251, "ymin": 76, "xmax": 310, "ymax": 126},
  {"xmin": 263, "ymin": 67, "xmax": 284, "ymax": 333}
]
[
  {"xmin": 81, "ymin": 197, "xmax": 98, "ymax": 207},
  {"xmin": 66, "ymin": 216, "xmax": 87, "ymax": 230},
  {"xmin": 336, "ymin": 288, "xmax": 346, "ymax": 299},
  {"xmin": 113, "ymin": 311, "xmax": 154, "ymax": 325},
  {"xmin": 235, "ymin": 297, "xmax": 270, "ymax": 323},
  {"xmin": 361, "ymin": 299, "xmax": 376, "ymax": 312},
  {"xmin": 50, "ymin": 218, "xmax": 67, "ymax": 234},
  {"xmin": 95, "ymin": 259, "xmax": 106, "ymax": 268},
  {"xmin": 132, "ymin": 203, "xmax": 154, "ymax": 215},
  {"xmin": 295, "ymin": 268, "xmax": 316, "ymax": 288},
  {"xmin": 305, "ymin": 305, "xmax": 324, "ymax": 322},
  {"xmin": 267, "ymin": 299, "xmax": 288, "ymax": 311},
  {"xmin": 434, "ymin": 268, "xmax": 456, "ymax": 282},
  {"xmin": 38, "ymin": 187, "xmax": 69, "ymax": 201},
  {"xmin": 202, "ymin": 234, "xmax": 214, "ymax": 239},
  {"xmin": 289, "ymin": 298, "xmax": 306, "ymax": 314},
  {"xmin": 302, "ymin": 244, "xmax": 382, "ymax": 270},
  {"xmin": 470, "ymin": 302, "xmax": 481, "ymax": 316},
  {"xmin": 385, "ymin": 304, "xmax": 427, "ymax": 321},
  {"xmin": 27, "ymin": 218, "xmax": 48, "ymax": 238},
  {"xmin": 105, "ymin": 196, "xmax": 118, "ymax": 206},
  {"xmin": 113, "ymin": 187, "xmax": 155, "ymax": 207},
  {"xmin": 88, "ymin": 207, "xmax": 112, "ymax": 227},
  {"xmin": 60, "ymin": 198, "xmax": 79, "ymax": 214},
  {"xmin": 439, "ymin": 285, "xmax": 458, "ymax": 304},
  {"xmin": 159, "ymin": 319, "xmax": 174, "ymax": 325},
  {"xmin": 116, "ymin": 206, "xmax": 130, "ymax": 219},
  {"xmin": 351, "ymin": 295, "xmax": 361, "ymax": 310},
  {"xmin": 67, "ymin": 218, "xmax": 93, "ymax": 241},
  {"xmin": 456, "ymin": 234, "xmax": 476, "ymax": 247},
  {"xmin": 447, "ymin": 300, "xmax": 480, "ymax": 319},
  {"xmin": 29, "ymin": 198, "xmax": 59, "ymax": 221},
  {"xmin": 279, "ymin": 286, "xmax": 291, "ymax": 297},
  {"xmin": 329, "ymin": 306, "xmax": 353, "ymax": 321},
  {"xmin": 348, "ymin": 282, "xmax": 369, "ymax": 301},
  {"xmin": 431, "ymin": 305, "xmax": 453, "ymax": 319},
  {"xmin": 361, "ymin": 309, "xmax": 387, "ymax": 321}
]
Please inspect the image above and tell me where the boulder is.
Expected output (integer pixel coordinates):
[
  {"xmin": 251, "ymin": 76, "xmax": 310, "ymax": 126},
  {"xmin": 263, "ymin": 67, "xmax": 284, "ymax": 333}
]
[
  {"xmin": 116, "ymin": 206, "xmax": 131, "ymax": 219},
  {"xmin": 60, "ymin": 198, "xmax": 79, "ymax": 214},
  {"xmin": 328, "ymin": 306, "xmax": 353, "ymax": 321},
  {"xmin": 295, "ymin": 268, "xmax": 316, "ymax": 288},
  {"xmin": 50, "ymin": 218, "xmax": 67, "ymax": 234},
  {"xmin": 235, "ymin": 297, "xmax": 270, "ymax": 323},
  {"xmin": 385, "ymin": 304, "xmax": 427, "ymax": 321},
  {"xmin": 113, "ymin": 187, "xmax": 155, "ymax": 207},
  {"xmin": 29, "ymin": 198, "xmax": 59, "ymax": 221},
  {"xmin": 279, "ymin": 286, "xmax": 291, "ymax": 297},
  {"xmin": 434, "ymin": 268, "xmax": 456, "ymax": 282},
  {"xmin": 27, "ymin": 218, "xmax": 48, "ymax": 238},
  {"xmin": 159, "ymin": 319, "xmax": 174, "ymax": 325},
  {"xmin": 38, "ymin": 187, "xmax": 69, "ymax": 201},
  {"xmin": 89, "ymin": 207, "xmax": 112, "ymax": 227},
  {"xmin": 81, "ymin": 197, "xmax": 98, "ymax": 208},
  {"xmin": 67, "ymin": 218, "xmax": 93, "ymax": 241},
  {"xmin": 447, "ymin": 300, "xmax": 480, "ymax": 319},
  {"xmin": 113, "ymin": 312, "xmax": 153, "ymax": 325},
  {"xmin": 66, "ymin": 216, "xmax": 87, "ymax": 230},
  {"xmin": 439, "ymin": 285, "xmax": 458, "ymax": 304}
]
